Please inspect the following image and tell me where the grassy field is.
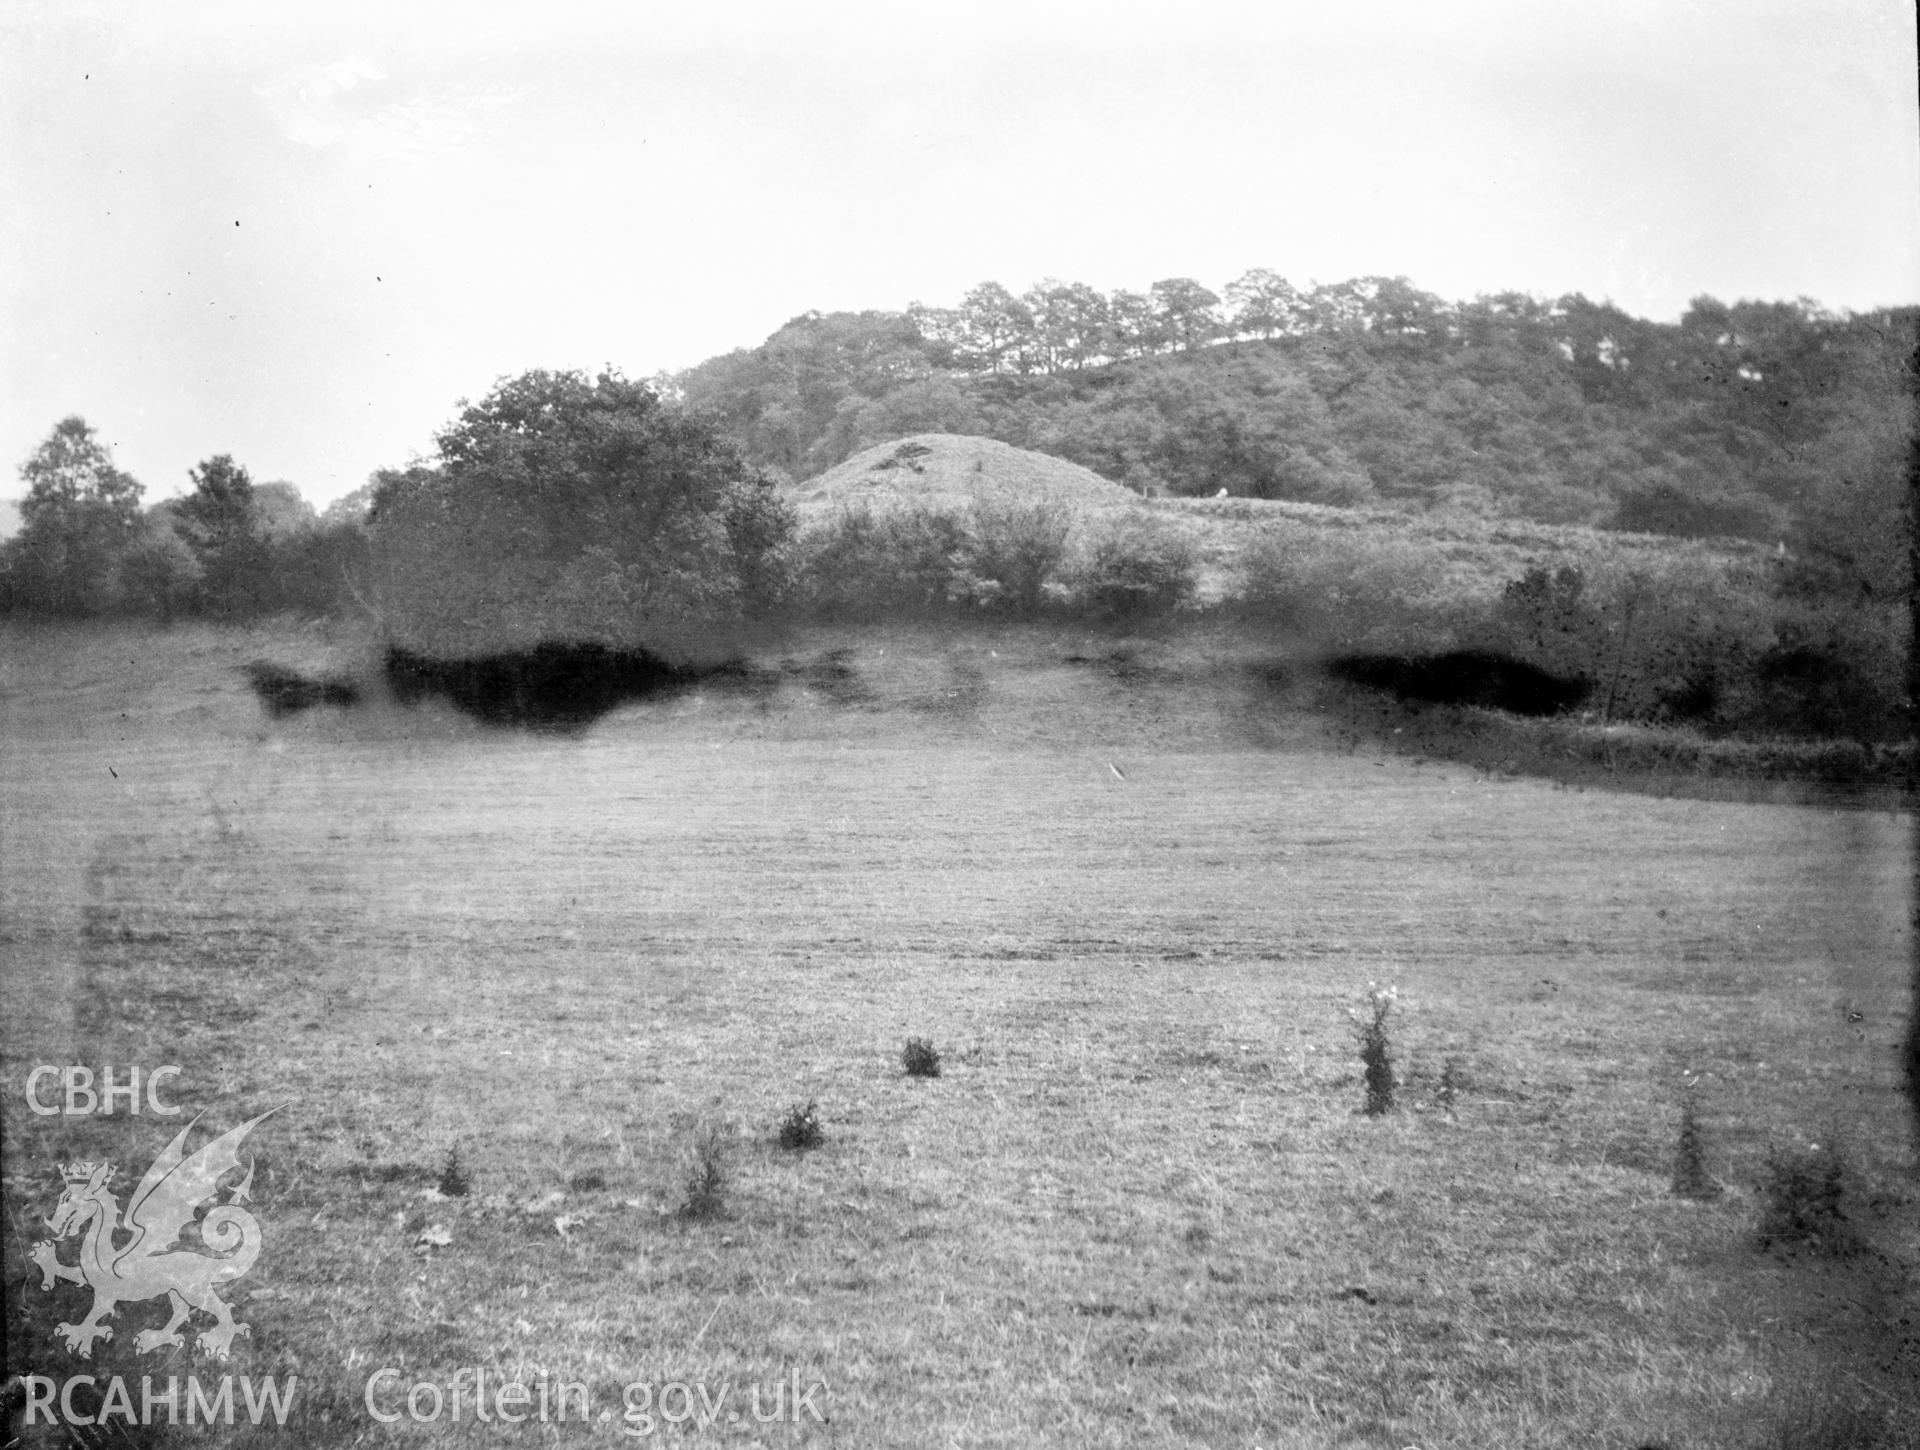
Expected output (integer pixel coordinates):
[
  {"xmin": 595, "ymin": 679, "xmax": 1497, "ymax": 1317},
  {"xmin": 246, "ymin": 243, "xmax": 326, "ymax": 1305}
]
[{"xmin": 2, "ymin": 619, "xmax": 1915, "ymax": 1448}]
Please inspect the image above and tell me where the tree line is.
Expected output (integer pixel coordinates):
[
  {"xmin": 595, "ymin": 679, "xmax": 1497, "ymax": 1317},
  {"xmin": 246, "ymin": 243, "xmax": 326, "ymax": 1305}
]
[
  {"xmin": 667, "ymin": 275, "xmax": 1913, "ymax": 574},
  {"xmin": 0, "ymin": 416, "xmax": 369, "ymax": 621}
]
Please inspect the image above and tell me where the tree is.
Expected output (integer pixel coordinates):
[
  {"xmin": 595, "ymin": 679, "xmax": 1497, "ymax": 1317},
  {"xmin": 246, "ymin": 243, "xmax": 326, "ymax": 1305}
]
[
  {"xmin": 1357, "ymin": 276, "xmax": 1450, "ymax": 350},
  {"xmin": 252, "ymin": 482, "xmax": 319, "ymax": 539},
  {"xmin": 1306, "ymin": 279, "xmax": 1374, "ymax": 333},
  {"xmin": 5, "ymin": 416, "xmax": 145, "ymax": 614},
  {"xmin": 174, "ymin": 454, "xmax": 274, "ymax": 618},
  {"xmin": 905, "ymin": 301, "xmax": 970, "ymax": 368},
  {"xmin": 369, "ymin": 369, "xmax": 795, "ymax": 660},
  {"xmin": 1023, "ymin": 280, "xmax": 1111, "ymax": 372},
  {"xmin": 958, "ymin": 282, "xmax": 1035, "ymax": 373},
  {"xmin": 1105, "ymin": 289, "xmax": 1166, "ymax": 357},
  {"xmin": 1149, "ymin": 278, "xmax": 1224, "ymax": 352},
  {"xmin": 1224, "ymin": 269, "xmax": 1304, "ymax": 340}
]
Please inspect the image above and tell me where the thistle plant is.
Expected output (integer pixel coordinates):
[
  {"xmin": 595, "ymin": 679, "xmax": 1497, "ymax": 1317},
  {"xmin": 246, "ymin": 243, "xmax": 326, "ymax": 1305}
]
[
  {"xmin": 1354, "ymin": 982, "xmax": 1398, "ymax": 1116},
  {"xmin": 902, "ymin": 1037, "xmax": 942, "ymax": 1079},
  {"xmin": 1670, "ymin": 1078, "xmax": 1721, "ymax": 1201},
  {"xmin": 437, "ymin": 1144, "xmax": 472, "ymax": 1198}
]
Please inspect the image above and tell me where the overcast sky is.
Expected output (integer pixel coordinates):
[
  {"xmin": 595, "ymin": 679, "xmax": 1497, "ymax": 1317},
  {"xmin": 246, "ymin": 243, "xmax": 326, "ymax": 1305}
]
[{"xmin": 4, "ymin": 0, "xmax": 1916, "ymax": 509}]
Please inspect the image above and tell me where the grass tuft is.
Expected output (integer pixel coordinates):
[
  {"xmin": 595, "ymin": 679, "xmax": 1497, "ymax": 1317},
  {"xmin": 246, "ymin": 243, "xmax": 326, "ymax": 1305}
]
[
  {"xmin": 902, "ymin": 1036, "xmax": 943, "ymax": 1079},
  {"xmin": 777, "ymin": 1100, "xmax": 824, "ymax": 1151}
]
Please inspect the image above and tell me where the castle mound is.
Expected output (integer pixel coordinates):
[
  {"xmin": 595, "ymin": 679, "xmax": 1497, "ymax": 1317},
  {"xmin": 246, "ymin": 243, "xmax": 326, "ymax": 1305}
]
[{"xmin": 792, "ymin": 435, "xmax": 1141, "ymax": 519}]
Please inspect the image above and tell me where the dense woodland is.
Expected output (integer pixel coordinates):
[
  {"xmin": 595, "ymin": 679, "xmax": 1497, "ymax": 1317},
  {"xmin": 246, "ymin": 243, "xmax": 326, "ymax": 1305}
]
[{"xmin": 670, "ymin": 274, "xmax": 1914, "ymax": 555}]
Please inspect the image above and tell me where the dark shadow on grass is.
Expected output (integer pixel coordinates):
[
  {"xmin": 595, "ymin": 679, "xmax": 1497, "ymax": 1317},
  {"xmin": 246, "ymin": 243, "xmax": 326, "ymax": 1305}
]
[
  {"xmin": 1327, "ymin": 649, "xmax": 1589, "ymax": 717},
  {"xmin": 383, "ymin": 642, "xmax": 739, "ymax": 731},
  {"xmin": 243, "ymin": 660, "xmax": 362, "ymax": 717}
]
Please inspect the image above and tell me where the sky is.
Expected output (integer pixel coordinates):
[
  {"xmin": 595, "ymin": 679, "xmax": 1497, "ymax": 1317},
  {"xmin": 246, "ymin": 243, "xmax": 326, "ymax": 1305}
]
[{"xmin": 3, "ymin": 0, "xmax": 1916, "ymax": 511}]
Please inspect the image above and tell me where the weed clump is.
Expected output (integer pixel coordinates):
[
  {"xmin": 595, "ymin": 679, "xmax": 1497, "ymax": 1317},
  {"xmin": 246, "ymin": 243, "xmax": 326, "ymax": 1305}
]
[
  {"xmin": 678, "ymin": 1123, "xmax": 732, "ymax": 1222},
  {"xmin": 777, "ymin": 1100, "xmax": 824, "ymax": 1151},
  {"xmin": 1353, "ymin": 983, "xmax": 1397, "ymax": 1116},
  {"xmin": 437, "ymin": 1145, "xmax": 472, "ymax": 1198},
  {"xmin": 567, "ymin": 1168, "xmax": 608, "ymax": 1193},
  {"xmin": 1755, "ymin": 1140, "xmax": 1864, "ymax": 1257},
  {"xmin": 902, "ymin": 1037, "xmax": 943, "ymax": 1079},
  {"xmin": 1670, "ymin": 1084, "xmax": 1721, "ymax": 1200}
]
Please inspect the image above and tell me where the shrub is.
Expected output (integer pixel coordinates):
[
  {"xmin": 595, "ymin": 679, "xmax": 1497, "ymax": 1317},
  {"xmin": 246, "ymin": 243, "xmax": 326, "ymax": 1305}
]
[
  {"xmin": 902, "ymin": 1037, "xmax": 942, "ymax": 1079},
  {"xmin": 1478, "ymin": 557, "xmax": 1790, "ymax": 732},
  {"xmin": 678, "ymin": 1122, "xmax": 732, "ymax": 1221},
  {"xmin": 1070, "ymin": 517, "xmax": 1200, "ymax": 622},
  {"xmin": 1738, "ymin": 604, "xmax": 1909, "ymax": 742},
  {"xmin": 437, "ymin": 1145, "xmax": 472, "ymax": 1198},
  {"xmin": 776, "ymin": 1101, "xmax": 824, "ymax": 1151},
  {"xmin": 1353, "ymin": 983, "xmax": 1397, "ymax": 1116},
  {"xmin": 796, "ymin": 504, "xmax": 970, "ymax": 620},
  {"xmin": 1755, "ymin": 1140, "xmax": 1864, "ymax": 1257},
  {"xmin": 1611, "ymin": 481, "xmax": 1783, "ymax": 541},
  {"xmin": 1236, "ymin": 528, "xmax": 1457, "ymax": 652},
  {"xmin": 1492, "ymin": 563, "xmax": 1597, "ymax": 675},
  {"xmin": 115, "ymin": 519, "xmax": 203, "ymax": 620},
  {"xmin": 955, "ymin": 501, "xmax": 1074, "ymax": 616}
]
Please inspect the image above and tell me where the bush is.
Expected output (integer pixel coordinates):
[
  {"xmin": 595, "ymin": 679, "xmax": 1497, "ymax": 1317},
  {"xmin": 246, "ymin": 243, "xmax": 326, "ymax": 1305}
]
[
  {"xmin": 1737, "ymin": 604, "xmax": 1909, "ymax": 742},
  {"xmin": 259, "ymin": 522, "xmax": 374, "ymax": 618},
  {"xmin": 1235, "ymin": 528, "xmax": 1458, "ymax": 652},
  {"xmin": 1069, "ymin": 517, "xmax": 1200, "ymax": 622},
  {"xmin": 795, "ymin": 504, "xmax": 971, "ymax": 620},
  {"xmin": 901, "ymin": 1037, "xmax": 942, "ymax": 1079},
  {"xmin": 1611, "ymin": 481, "xmax": 1783, "ymax": 541},
  {"xmin": 795, "ymin": 500, "xmax": 1081, "ymax": 621},
  {"xmin": 776, "ymin": 1101, "xmax": 824, "ymax": 1151},
  {"xmin": 955, "ymin": 501, "xmax": 1073, "ymax": 615},
  {"xmin": 115, "ymin": 520, "xmax": 203, "ymax": 620},
  {"xmin": 1479, "ymin": 556, "xmax": 1907, "ymax": 741}
]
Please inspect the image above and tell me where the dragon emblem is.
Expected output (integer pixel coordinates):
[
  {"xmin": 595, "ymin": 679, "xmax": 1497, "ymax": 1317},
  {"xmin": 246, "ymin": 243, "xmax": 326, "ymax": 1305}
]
[{"xmin": 29, "ymin": 1108, "xmax": 279, "ymax": 1361}]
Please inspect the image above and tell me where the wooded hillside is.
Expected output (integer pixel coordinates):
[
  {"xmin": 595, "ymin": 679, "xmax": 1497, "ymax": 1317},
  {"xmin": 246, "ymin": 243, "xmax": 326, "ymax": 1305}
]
[{"xmin": 668, "ymin": 276, "xmax": 1914, "ymax": 565}]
